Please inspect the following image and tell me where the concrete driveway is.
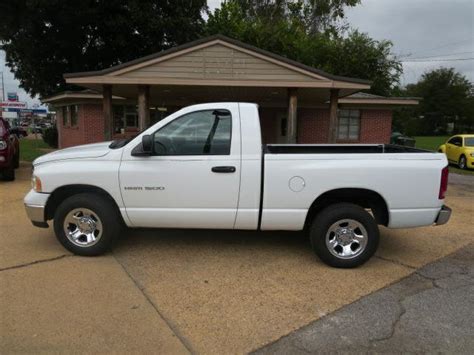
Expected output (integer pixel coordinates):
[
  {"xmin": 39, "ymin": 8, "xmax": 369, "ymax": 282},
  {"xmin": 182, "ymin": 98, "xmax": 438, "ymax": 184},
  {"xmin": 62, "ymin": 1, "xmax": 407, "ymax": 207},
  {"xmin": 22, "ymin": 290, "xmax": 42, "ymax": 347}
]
[{"xmin": 1, "ymin": 164, "xmax": 473, "ymax": 353}]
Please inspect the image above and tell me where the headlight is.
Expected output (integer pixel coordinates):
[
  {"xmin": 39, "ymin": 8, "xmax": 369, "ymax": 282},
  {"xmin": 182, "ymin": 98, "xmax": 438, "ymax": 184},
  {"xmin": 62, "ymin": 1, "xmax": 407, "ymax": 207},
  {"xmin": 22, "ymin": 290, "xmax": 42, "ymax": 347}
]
[
  {"xmin": 470, "ymin": 153, "xmax": 474, "ymax": 158},
  {"xmin": 31, "ymin": 175, "xmax": 42, "ymax": 192},
  {"xmin": 0, "ymin": 140, "xmax": 7, "ymax": 150}
]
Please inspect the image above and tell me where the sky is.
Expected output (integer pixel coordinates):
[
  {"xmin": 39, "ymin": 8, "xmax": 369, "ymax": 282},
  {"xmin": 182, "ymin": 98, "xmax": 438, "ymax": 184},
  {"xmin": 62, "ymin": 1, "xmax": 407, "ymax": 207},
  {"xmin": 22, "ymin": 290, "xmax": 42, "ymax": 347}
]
[{"xmin": 1, "ymin": 0, "xmax": 473, "ymax": 107}]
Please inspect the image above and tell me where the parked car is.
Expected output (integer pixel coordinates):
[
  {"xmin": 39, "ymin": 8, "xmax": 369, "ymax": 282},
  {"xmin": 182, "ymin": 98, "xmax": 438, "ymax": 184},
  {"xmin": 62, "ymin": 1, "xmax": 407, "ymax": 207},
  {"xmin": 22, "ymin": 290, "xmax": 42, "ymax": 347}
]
[
  {"xmin": 10, "ymin": 126, "xmax": 28, "ymax": 138},
  {"xmin": 0, "ymin": 117, "xmax": 20, "ymax": 181},
  {"xmin": 24, "ymin": 103, "xmax": 451, "ymax": 268},
  {"xmin": 390, "ymin": 132, "xmax": 416, "ymax": 147},
  {"xmin": 438, "ymin": 134, "xmax": 474, "ymax": 170},
  {"xmin": 31, "ymin": 125, "xmax": 43, "ymax": 134}
]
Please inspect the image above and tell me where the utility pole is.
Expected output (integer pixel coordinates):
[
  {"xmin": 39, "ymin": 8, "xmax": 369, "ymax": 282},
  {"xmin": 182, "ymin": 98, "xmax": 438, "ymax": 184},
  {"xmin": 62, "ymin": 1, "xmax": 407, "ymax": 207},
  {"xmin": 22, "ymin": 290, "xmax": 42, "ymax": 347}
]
[{"xmin": 0, "ymin": 72, "xmax": 4, "ymax": 101}]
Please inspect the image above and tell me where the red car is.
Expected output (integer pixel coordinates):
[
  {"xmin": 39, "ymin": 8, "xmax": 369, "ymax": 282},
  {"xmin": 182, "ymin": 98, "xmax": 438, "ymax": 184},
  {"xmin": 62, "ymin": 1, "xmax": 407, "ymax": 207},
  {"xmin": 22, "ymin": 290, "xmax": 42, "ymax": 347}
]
[{"xmin": 0, "ymin": 117, "xmax": 20, "ymax": 181}]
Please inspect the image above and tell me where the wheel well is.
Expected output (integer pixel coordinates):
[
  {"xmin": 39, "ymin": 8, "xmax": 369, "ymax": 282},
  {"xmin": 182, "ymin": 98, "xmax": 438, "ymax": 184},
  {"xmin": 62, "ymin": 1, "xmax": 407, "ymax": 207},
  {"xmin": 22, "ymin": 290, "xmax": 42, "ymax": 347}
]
[
  {"xmin": 304, "ymin": 188, "xmax": 389, "ymax": 228},
  {"xmin": 45, "ymin": 184, "xmax": 122, "ymax": 221}
]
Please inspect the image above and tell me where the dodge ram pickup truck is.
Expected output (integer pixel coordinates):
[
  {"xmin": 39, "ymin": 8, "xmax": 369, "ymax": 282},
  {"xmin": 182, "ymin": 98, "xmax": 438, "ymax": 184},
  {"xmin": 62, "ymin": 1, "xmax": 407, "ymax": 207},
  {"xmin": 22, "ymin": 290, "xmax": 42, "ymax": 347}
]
[{"xmin": 24, "ymin": 102, "xmax": 451, "ymax": 268}]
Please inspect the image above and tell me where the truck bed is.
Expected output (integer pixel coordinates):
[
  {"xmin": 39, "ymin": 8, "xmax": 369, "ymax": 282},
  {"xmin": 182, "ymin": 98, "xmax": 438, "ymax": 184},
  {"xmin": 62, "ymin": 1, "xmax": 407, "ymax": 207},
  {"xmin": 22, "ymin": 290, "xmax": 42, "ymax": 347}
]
[{"xmin": 265, "ymin": 144, "xmax": 431, "ymax": 154}]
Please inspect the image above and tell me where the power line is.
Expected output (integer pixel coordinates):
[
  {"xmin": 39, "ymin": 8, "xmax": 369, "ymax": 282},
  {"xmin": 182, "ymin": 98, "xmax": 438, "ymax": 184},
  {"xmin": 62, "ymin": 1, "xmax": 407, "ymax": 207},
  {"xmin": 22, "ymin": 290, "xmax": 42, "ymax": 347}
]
[
  {"xmin": 402, "ymin": 57, "xmax": 474, "ymax": 63},
  {"xmin": 406, "ymin": 51, "xmax": 474, "ymax": 60},
  {"xmin": 398, "ymin": 39, "xmax": 474, "ymax": 58}
]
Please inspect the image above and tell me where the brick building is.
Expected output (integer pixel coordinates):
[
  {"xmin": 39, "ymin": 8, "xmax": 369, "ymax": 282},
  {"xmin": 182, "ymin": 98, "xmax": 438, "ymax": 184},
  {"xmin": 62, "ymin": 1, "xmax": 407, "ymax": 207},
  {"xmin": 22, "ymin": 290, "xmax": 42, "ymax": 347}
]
[{"xmin": 43, "ymin": 35, "xmax": 418, "ymax": 148}]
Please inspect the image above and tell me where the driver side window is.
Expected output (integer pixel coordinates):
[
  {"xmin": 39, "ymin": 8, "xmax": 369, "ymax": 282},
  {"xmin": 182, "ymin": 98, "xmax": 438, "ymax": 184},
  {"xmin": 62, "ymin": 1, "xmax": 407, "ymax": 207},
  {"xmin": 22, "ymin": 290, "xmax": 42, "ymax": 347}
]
[
  {"xmin": 153, "ymin": 110, "xmax": 231, "ymax": 155},
  {"xmin": 448, "ymin": 137, "xmax": 461, "ymax": 146}
]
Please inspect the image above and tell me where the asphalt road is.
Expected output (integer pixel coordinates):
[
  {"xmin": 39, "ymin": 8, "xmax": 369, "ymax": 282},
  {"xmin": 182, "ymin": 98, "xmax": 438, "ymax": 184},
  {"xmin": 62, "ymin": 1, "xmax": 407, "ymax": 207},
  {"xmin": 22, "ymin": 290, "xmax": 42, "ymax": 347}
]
[
  {"xmin": 254, "ymin": 245, "xmax": 474, "ymax": 354},
  {"xmin": 1, "ymin": 163, "xmax": 473, "ymax": 353}
]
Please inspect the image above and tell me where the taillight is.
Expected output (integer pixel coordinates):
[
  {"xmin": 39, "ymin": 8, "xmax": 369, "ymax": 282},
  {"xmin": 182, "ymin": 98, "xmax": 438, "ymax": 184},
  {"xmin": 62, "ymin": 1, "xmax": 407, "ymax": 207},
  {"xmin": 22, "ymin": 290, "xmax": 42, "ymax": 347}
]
[{"xmin": 439, "ymin": 166, "xmax": 449, "ymax": 199}]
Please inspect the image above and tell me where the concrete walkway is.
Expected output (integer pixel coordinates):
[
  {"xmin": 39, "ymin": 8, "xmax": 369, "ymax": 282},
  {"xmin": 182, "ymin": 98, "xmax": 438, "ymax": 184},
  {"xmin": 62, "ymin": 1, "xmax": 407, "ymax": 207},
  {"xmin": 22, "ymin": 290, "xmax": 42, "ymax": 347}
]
[{"xmin": 254, "ymin": 245, "xmax": 474, "ymax": 354}]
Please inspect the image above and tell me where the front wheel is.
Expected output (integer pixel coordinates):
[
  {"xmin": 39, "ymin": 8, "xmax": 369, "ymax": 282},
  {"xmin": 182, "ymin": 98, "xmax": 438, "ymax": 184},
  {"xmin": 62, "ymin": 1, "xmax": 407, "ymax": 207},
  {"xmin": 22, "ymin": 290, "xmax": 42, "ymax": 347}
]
[
  {"xmin": 53, "ymin": 193, "xmax": 122, "ymax": 256},
  {"xmin": 1, "ymin": 165, "xmax": 15, "ymax": 181},
  {"xmin": 309, "ymin": 203, "xmax": 379, "ymax": 268},
  {"xmin": 14, "ymin": 151, "xmax": 20, "ymax": 169},
  {"xmin": 458, "ymin": 155, "xmax": 467, "ymax": 170}
]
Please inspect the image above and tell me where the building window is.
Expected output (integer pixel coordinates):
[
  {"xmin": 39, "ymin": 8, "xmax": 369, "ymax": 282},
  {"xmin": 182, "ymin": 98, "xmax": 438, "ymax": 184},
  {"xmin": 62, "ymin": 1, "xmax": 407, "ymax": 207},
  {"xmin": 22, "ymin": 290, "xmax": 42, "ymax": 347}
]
[
  {"xmin": 62, "ymin": 106, "xmax": 68, "ymax": 126},
  {"xmin": 70, "ymin": 105, "xmax": 79, "ymax": 127},
  {"xmin": 125, "ymin": 106, "xmax": 138, "ymax": 128},
  {"xmin": 338, "ymin": 109, "xmax": 360, "ymax": 140},
  {"xmin": 113, "ymin": 105, "xmax": 139, "ymax": 133}
]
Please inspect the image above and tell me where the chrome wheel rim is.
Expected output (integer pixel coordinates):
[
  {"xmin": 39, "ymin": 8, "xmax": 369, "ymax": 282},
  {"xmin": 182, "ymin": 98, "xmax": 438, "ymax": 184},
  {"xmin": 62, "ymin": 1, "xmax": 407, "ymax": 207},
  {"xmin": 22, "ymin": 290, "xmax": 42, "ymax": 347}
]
[
  {"xmin": 63, "ymin": 208, "xmax": 103, "ymax": 247},
  {"xmin": 325, "ymin": 219, "xmax": 368, "ymax": 259},
  {"xmin": 459, "ymin": 157, "xmax": 466, "ymax": 169}
]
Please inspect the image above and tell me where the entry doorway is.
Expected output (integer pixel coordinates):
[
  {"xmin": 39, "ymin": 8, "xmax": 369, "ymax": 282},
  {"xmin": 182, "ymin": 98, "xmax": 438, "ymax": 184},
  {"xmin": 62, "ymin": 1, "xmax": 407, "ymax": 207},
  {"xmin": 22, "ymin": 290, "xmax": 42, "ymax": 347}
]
[{"xmin": 275, "ymin": 114, "xmax": 288, "ymax": 143}]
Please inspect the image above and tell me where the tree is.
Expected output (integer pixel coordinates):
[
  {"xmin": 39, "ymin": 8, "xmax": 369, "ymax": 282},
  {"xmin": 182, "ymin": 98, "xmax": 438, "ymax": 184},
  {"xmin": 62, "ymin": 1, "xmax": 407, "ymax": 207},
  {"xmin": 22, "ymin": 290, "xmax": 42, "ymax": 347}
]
[
  {"xmin": 205, "ymin": 0, "xmax": 401, "ymax": 95},
  {"xmin": 394, "ymin": 68, "xmax": 473, "ymax": 135},
  {"xmin": 0, "ymin": 0, "xmax": 207, "ymax": 98}
]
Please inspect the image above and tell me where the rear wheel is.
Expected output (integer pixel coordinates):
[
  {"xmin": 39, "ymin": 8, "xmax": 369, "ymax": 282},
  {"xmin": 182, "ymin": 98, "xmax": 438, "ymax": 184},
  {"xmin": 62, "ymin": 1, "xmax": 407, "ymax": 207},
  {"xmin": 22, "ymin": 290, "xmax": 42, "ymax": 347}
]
[
  {"xmin": 309, "ymin": 203, "xmax": 379, "ymax": 268},
  {"xmin": 458, "ymin": 155, "xmax": 467, "ymax": 170},
  {"xmin": 53, "ymin": 193, "xmax": 122, "ymax": 256}
]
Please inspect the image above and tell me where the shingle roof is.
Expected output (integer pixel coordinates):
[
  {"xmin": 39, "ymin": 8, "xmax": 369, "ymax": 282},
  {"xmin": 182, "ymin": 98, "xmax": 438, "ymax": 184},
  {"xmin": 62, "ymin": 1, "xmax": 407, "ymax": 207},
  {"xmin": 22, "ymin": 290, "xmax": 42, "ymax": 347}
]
[{"xmin": 63, "ymin": 34, "xmax": 371, "ymax": 85}]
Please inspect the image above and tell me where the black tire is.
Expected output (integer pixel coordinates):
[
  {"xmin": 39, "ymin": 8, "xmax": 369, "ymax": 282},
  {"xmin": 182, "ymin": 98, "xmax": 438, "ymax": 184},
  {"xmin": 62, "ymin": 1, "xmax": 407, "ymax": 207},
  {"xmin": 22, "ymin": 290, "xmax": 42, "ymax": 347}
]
[
  {"xmin": 309, "ymin": 203, "xmax": 379, "ymax": 268},
  {"xmin": 458, "ymin": 155, "xmax": 467, "ymax": 170},
  {"xmin": 53, "ymin": 193, "xmax": 122, "ymax": 256},
  {"xmin": 14, "ymin": 151, "xmax": 20, "ymax": 169},
  {"xmin": 1, "ymin": 165, "xmax": 15, "ymax": 181}
]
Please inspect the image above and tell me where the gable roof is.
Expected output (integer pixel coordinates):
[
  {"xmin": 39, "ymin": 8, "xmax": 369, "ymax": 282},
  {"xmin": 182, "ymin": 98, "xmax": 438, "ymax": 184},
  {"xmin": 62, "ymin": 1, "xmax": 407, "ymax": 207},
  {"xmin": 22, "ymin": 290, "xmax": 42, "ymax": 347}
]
[
  {"xmin": 339, "ymin": 92, "xmax": 420, "ymax": 106},
  {"xmin": 63, "ymin": 35, "xmax": 371, "ymax": 90}
]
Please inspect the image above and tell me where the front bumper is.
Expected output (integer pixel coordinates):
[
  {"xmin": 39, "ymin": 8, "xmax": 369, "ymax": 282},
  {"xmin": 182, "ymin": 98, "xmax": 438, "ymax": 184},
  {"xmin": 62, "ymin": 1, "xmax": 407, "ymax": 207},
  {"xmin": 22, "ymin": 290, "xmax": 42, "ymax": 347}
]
[
  {"xmin": 24, "ymin": 189, "xmax": 50, "ymax": 228},
  {"xmin": 435, "ymin": 205, "xmax": 452, "ymax": 226}
]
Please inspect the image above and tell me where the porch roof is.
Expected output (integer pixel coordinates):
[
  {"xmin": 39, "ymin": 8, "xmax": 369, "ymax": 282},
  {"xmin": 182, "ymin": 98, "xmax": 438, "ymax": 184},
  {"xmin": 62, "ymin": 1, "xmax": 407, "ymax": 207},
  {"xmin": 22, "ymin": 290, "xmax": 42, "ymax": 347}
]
[{"xmin": 63, "ymin": 35, "xmax": 370, "ymax": 101}]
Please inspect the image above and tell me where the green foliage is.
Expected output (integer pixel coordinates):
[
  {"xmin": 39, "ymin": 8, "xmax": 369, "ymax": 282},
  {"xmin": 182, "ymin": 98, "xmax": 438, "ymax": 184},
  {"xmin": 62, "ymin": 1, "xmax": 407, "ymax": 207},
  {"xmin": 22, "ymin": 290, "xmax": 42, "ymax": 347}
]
[
  {"xmin": 0, "ymin": 0, "xmax": 207, "ymax": 98},
  {"xmin": 1, "ymin": 0, "xmax": 403, "ymax": 98},
  {"xmin": 394, "ymin": 68, "xmax": 473, "ymax": 135},
  {"xmin": 42, "ymin": 126, "xmax": 58, "ymax": 148},
  {"xmin": 205, "ymin": 0, "xmax": 401, "ymax": 95}
]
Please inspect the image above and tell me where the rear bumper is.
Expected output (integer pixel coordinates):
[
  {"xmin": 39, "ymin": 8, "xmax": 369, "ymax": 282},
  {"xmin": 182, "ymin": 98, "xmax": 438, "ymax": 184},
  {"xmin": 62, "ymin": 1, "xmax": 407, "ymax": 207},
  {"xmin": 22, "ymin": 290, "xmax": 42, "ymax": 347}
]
[
  {"xmin": 435, "ymin": 205, "xmax": 452, "ymax": 226},
  {"xmin": 24, "ymin": 189, "xmax": 50, "ymax": 228}
]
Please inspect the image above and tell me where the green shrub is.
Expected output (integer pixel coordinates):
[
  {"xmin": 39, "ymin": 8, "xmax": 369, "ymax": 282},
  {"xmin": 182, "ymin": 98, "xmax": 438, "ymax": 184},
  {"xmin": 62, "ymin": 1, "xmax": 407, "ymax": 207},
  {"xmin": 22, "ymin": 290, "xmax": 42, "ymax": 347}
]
[{"xmin": 42, "ymin": 126, "xmax": 58, "ymax": 148}]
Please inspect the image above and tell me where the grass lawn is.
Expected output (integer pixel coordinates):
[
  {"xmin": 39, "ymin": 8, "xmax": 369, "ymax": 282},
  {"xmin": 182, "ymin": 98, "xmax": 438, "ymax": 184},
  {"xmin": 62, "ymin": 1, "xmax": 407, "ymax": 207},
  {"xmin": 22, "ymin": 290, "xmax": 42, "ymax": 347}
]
[
  {"xmin": 413, "ymin": 136, "xmax": 449, "ymax": 151},
  {"xmin": 19, "ymin": 138, "xmax": 54, "ymax": 162},
  {"xmin": 414, "ymin": 136, "xmax": 474, "ymax": 176}
]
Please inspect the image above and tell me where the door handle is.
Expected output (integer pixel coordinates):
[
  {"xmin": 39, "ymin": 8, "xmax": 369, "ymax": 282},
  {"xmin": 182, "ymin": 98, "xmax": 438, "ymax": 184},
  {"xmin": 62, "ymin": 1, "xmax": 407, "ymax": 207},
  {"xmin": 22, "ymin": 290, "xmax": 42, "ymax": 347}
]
[{"xmin": 212, "ymin": 166, "xmax": 236, "ymax": 173}]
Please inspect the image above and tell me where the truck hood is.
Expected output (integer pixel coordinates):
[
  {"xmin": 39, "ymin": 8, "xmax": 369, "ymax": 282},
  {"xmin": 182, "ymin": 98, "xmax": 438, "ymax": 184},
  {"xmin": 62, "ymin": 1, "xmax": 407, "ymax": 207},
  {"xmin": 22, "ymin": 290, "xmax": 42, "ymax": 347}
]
[{"xmin": 33, "ymin": 141, "xmax": 112, "ymax": 166}]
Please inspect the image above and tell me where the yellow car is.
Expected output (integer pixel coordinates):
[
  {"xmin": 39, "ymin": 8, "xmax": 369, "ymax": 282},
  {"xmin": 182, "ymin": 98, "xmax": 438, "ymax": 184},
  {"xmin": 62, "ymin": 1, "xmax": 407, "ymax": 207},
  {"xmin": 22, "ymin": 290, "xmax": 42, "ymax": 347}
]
[{"xmin": 438, "ymin": 134, "xmax": 474, "ymax": 170}]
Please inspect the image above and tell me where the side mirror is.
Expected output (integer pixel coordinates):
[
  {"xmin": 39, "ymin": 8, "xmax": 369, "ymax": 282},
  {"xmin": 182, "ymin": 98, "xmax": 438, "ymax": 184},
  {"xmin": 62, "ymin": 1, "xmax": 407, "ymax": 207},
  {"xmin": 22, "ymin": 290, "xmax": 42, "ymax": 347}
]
[
  {"xmin": 131, "ymin": 134, "xmax": 154, "ymax": 156},
  {"xmin": 142, "ymin": 135, "xmax": 153, "ymax": 153}
]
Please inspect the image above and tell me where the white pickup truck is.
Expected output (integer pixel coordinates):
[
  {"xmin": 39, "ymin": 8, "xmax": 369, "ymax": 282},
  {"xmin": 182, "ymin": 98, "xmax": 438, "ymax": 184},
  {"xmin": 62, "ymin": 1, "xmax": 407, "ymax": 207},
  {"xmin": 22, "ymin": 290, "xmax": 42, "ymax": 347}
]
[{"xmin": 24, "ymin": 102, "xmax": 451, "ymax": 268}]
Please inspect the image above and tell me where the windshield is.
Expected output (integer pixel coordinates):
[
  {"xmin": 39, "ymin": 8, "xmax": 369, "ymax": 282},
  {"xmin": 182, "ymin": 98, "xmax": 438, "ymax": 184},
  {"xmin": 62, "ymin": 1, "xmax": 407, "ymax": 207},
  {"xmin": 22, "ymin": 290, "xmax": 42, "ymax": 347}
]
[{"xmin": 465, "ymin": 137, "xmax": 474, "ymax": 147}]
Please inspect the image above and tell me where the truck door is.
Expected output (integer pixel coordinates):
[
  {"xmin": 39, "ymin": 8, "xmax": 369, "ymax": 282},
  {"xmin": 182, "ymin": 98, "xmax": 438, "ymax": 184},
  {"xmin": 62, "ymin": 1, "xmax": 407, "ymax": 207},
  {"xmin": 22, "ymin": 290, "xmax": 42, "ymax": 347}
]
[{"xmin": 119, "ymin": 104, "xmax": 241, "ymax": 229}]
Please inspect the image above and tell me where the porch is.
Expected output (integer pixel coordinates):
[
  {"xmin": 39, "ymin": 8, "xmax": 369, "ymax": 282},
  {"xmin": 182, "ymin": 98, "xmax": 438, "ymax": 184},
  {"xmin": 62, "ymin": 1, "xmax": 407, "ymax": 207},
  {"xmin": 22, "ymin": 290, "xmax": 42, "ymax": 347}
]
[{"xmin": 63, "ymin": 35, "xmax": 371, "ymax": 144}]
